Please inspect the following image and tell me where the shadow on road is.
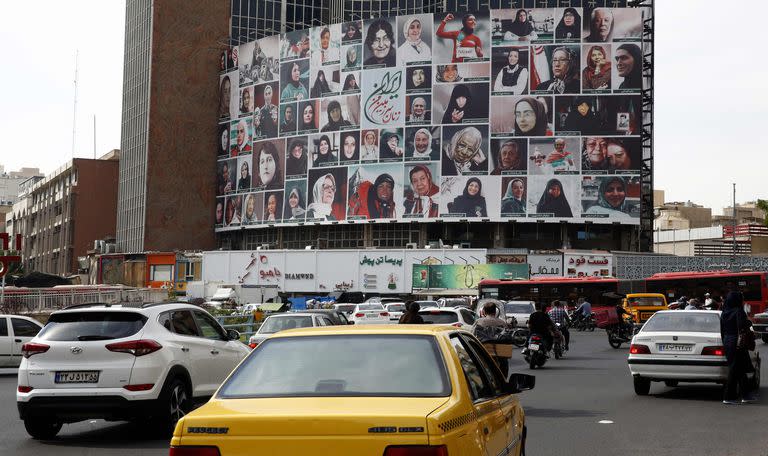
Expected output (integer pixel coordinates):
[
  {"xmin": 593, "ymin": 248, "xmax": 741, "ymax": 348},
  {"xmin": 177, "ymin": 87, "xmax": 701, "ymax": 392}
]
[
  {"xmin": 523, "ymin": 407, "xmax": 601, "ymax": 418},
  {"xmin": 37, "ymin": 422, "xmax": 169, "ymax": 449}
]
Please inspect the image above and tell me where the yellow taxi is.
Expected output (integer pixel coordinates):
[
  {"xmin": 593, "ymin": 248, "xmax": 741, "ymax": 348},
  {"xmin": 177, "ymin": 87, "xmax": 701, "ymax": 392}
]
[
  {"xmin": 169, "ymin": 325, "xmax": 535, "ymax": 456},
  {"xmin": 623, "ymin": 293, "xmax": 668, "ymax": 325}
]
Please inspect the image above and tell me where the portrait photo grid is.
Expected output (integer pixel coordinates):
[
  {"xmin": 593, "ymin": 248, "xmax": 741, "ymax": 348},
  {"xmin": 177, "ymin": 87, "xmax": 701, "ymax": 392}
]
[{"xmin": 216, "ymin": 6, "xmax": 644, "ymax": 230}]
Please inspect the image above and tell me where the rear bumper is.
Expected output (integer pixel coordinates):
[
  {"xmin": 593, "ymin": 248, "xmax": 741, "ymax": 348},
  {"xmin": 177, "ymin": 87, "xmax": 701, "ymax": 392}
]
[
  {"xmin": 628, "ymin": 358, "xmax": 728, "ymax": 382},
  {"xmin": 753, "ymin": 324, "xmax": 767, "ymax": 335},
  {"xmin": 18, "ymin": 396, "xmax": 159, "ymax": 423}
]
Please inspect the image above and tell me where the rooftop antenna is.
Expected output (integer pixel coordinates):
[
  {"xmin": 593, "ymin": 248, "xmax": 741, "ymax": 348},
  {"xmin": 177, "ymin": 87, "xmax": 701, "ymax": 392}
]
[{"xmin": 71, "ymin": 50, "xmax": 79, "ymax": 158}]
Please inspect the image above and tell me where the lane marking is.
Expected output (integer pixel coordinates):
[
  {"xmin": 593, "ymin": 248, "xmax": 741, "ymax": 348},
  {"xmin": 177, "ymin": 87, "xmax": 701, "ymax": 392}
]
[{"xmin": 598, "ymin": 420, "xmax": 614, "ymax": 424}]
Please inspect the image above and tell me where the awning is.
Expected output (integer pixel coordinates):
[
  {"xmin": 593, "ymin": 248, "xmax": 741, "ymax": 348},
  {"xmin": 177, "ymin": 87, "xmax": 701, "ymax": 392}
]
[{"xmin": 257, "ymin": 302, "xmax": 287, "ymax": 312}]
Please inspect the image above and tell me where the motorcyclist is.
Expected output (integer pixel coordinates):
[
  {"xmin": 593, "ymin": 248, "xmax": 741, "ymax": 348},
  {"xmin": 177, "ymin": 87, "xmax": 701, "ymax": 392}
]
[
  {"xmin": 547, "ymin": 300, "xmax": 571, "ymax": 350},
  {"xmin": 528, "ymin": 307, "xmax": 556, "ymax": 351},
  {"xmin": 476, "ymin": 301, "xmax": 507, "ymax": 330},
  {"xmin": 615, "ymin": 302, "xmax": 633, "ymax": 336},
  {"xmin": 474, "ymin": 301, "xmax": 510, "ymax": 375},
  {"xmin": 685, "ymin": 298, "xmax": 702, "ymax": 310},
  {"xmin": 572, "ymin": 297, "xmax": 592, "ymax": 326}
]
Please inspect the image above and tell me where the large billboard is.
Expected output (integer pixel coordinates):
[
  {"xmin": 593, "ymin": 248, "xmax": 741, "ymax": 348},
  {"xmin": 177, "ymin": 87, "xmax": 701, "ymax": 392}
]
[{"xmin": 217, "ymin": 7, "xmax": 644, "ymax": 231}]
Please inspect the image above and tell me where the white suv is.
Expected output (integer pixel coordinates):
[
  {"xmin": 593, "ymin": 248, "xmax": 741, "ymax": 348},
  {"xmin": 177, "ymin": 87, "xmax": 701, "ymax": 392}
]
[{"xmin": 16, "ymin": 302, "xmax": 250, "ymax": 439}]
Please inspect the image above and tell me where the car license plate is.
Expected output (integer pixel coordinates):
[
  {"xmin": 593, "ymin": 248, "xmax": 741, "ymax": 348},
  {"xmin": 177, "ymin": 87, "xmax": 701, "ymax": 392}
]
[
  {"xmin": 529, "ymin": 344, "xmax": 540, "ymax": 351},
  {"xmin": 657, "ymin": 344, "xmax": 692, "ymax": 352},
  {"xmin": 55, "ymin": 371, "xmax": 100, "ymax": 384}
]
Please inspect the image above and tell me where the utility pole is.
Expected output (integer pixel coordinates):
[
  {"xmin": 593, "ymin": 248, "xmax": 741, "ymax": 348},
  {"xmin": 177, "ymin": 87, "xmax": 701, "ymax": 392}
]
[{"xmin": 732, "ymin": 183, "xmax": 737, "ymax": 271}]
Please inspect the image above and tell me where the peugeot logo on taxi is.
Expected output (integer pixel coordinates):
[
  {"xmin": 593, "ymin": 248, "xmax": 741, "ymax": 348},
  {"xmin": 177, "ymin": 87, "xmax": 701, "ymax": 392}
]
[{"xmin": 70, "ymin": 347, "xmax": 83, "ymax": 354}]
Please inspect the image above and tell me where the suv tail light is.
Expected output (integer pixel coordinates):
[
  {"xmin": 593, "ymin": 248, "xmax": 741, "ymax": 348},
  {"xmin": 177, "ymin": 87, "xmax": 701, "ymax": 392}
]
[
  {"xmin": 530, "ymin": 335, "xmax": 542, "ymax": 342},
  {"xmin": 380, "ymin": 312, "xmax": 389, "ymax": 317},
  {"xmin": 355, "ymin": 313, "xmax": 365, "ymax": 318},
  {"xmin": 384, "ymin": 446, "xmax": 448, "ymax": 456},
  {"xmin": 106, "ymin": 339, "xmax": 162, "ymax": 356},
  {"xmin": 629, "ymin": 344, "xmax": 650, "ymax": 354},
  {"xmin": 702, "ymin": 346, "xmax": 725, "ymax": 356},
  {"xmin": 169, "ymin": 447, "xmax": 221, "ymax": 456},
  {"xmin": 21, "ymin": 342, "xmax": 50, "ymax": 358}
]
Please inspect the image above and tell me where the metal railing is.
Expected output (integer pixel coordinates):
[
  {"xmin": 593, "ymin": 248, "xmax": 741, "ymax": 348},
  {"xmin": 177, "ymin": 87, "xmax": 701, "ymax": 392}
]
[
  {"xmin": 216, "ymin": 314, "xmax": 262, "ymax": 342},
  {"xmin": 0, "ymin": 287, "xmax": 168, "ymax": 313}
]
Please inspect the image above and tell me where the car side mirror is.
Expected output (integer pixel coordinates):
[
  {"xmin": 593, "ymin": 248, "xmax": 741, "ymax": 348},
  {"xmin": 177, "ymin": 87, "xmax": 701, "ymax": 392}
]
[
  {"xmin": 347, "ymin": 321, "xmax": 355, "ymax": 325},
  {"xmin": 227, "ymin": 329, "xmax": 241, "ymax": 341},
  {"xmin": 505, "ymin": 373, "xmax": 535, "ymax": 394}
]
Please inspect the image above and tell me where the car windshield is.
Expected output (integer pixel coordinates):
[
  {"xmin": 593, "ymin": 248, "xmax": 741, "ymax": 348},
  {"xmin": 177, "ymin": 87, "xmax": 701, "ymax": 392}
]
[
  {"xmin": 641, "ymin": 312, "xmax": 720, "ymax": 333},
  {"xmin": 218, "ymin": 335, "xmax": 450, "ymax": 397},
  {"xmin": 358, "ymin": 304, "xmax": 384, "ymax": 311},
  {"xmin": 37, "ymin": 312, "xmax": 147, "ymax": 341},
  {"xmin": 386, "ymin": 304, "xmax": 405, "ymax": 312},
  {"xmin": 627, "ymin": 297, "xmax": 666, "ymax": 307},
  {"xmin": 419, "ymin": 311, "xmax": 459, "ymax": 324},
  {"xmin": 259, "ymin": 315, "xmax": 314, "ymax": 334},
  {"xmin": 335, "ymin": 305, "xmax": 356, "ymax": 313},
  {"xmin": 505, "ymin": 303, "xmax": 534, "ymax": 314}
]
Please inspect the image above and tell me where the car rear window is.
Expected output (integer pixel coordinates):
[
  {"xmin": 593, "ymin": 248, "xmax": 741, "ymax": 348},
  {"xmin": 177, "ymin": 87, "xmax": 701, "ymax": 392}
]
[
  {"xmin": 419, "ymin": 311, "xmax": 459, "ymax": 324},
  {"xmin": 505, "ymin": 303, "xmax": 534, "ymax": 314},
  {"xmin": 641, "ymin": 313, "xmax": 720, "ymax": 333},
  {"xmin": 259, "ymin": 315, "xmax": 314, "ymax": 334},
  {"xmin": 386, "ymin": 304, "xmax": 405, "ymax": 312},
  {"xmin": 219, "ymin": 335, "xmax": 450, "ymax": 398},
  {"xmin": 37, "ymin": 312, "xmax": 148, "ymax": 341},
  {"xmin": 335, "ymin": 305, "xmax": 356, "ymax": 313}
]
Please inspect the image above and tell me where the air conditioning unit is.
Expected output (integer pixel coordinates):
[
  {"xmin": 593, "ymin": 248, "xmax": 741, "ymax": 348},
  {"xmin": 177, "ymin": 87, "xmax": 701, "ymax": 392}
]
[
  {"xmin": 460, "ymin": 242, "xmax": 471, "ymax": 249},
  {"xmin": 98, "ymin": 240, "xmax": 106, "ymax": 253},
  {"xmin": 405, "ymin": 243, "xmax": 418, "ymax": 249},
  {"xmin": 105, "ymin": 243, "xmax": 118, "ymax": 253}
]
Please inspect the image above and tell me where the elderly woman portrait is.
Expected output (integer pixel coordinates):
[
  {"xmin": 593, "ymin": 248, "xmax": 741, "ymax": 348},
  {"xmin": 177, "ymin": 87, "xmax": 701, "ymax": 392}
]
[
  {"xmin": 230, "ymin": 118, "xmax": 252, "ymax": 155},
  {"xmin": 535, "ymin": 46, "xmax": 580, "ymax": 94},
  {"xmin": 586, "ymin": 8, "xmax": 613, "ymax": 43},
  {"xmin": 398, "ymin": 16, "xmax": 431, "ymax": 65},
  {"xmin": 254, "ymin": 141, "xmax": 283, "ymax": 190},
  {"xmin": 491, "ymin": 139, "xmax": 525, "ymax": 174},
  {"xmin": 582, "ymin": 45, "xmax": 611, "ymax": 91},
  {"xmin": 307, "ymin": 172, "xmax": 345, "ymax": 221},
  {"xmin": 408, "ymin": 96, "xmax": 431, "ymax": 124},
  {"xmin": 442, "ymin": 126, "xmax": 486, "ymax": 175},
  {"xmin": 364, "ymin": 18, "xmax": 396, "ymax": 67}
]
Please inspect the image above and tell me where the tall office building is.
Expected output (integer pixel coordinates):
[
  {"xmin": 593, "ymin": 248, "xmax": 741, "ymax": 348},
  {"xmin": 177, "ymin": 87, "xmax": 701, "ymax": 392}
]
[{"xmin": 117, "ymin": 0, "xmax": 229, "ymax": 253}]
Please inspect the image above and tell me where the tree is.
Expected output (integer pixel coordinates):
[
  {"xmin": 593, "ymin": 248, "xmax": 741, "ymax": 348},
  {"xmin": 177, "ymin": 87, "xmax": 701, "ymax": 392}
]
[{"xmin": 757, "ymin": 199, "xmax": 768, "ymax": 227}]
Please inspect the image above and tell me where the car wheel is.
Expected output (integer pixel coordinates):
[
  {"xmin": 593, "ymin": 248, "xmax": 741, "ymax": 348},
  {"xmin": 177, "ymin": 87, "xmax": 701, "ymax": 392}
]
[
  {"xmin": 155, "ymin": 378, "xmax": 192, "ymax": 436},
  {"xmin": 633, "ymin": 377, "xmax": 651, "ymax": 396},
  {"xmin": 24, "ymin": 418, "xmax": 62, "ymax": 440},
  {"xmin": 762, "ymin": 334, "xmax": 768, "ymax": 344},
  {"xmin": 664, "ymin": 380, "xmax": 678, "ymax": 387}
]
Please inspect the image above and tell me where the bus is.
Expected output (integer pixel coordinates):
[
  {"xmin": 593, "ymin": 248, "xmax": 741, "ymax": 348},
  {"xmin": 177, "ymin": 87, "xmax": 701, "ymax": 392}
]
[
  {"xmin": 478, "ymin": 277, "xmax": 629, "ymax": 309},
  {"xmin": 644, "ymin": 270, "xmax": 768, "ymax": 316}
]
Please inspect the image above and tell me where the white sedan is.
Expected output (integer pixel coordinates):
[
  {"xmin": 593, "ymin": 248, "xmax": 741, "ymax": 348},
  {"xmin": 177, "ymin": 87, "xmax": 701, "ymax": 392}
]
[
  {"xmin": 627, "ymin": 310, "xmax": 761, "ymax": 395},
  {"xmin": 349, "ymin": 303, "xmax": 391, "ymax": 325},
  {"xmin": 383, "ymin": 303, "xmax": 406, "ymax": 323},
  {"xmin": 503, "ymin": 301, "xmax": 536, "ymax": 327},
  {"xmin": 418, "ymin": 307, "xmax": 477, "ymax": 329}
]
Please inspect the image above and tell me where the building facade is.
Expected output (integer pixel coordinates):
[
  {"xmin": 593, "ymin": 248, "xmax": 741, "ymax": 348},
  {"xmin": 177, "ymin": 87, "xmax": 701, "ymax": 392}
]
[{"xmin": 9, "ymin": 152, "xmax": 120, "ymax": 275}]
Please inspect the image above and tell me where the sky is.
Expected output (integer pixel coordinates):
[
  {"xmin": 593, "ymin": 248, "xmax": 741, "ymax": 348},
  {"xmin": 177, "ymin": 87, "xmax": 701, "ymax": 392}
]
[{"xmin": 0, "ymin": 0, "xmax": 763, "ymax": 215}]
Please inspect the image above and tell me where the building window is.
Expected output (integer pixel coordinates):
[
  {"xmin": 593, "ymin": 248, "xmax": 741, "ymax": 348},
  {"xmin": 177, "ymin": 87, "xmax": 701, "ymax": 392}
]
[
  {"xmin": 372, "ymin": 223, "xmax": 418, "ymax": 248},
  {"xmin": 150, "ymin": 264, "xmax": 174, "ymax": 282}
]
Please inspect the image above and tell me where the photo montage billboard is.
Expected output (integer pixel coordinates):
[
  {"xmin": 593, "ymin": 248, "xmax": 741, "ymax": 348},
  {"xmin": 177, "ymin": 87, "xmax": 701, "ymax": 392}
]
[{"xmin": 216, "ymin": 6, "xmax": 644, "ymax": 231}]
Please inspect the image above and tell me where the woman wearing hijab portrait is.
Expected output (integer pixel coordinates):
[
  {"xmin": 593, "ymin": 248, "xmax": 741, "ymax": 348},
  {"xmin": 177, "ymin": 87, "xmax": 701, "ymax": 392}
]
[
  {"xmin": 536, "ymin": 178, "xmax": 573, "ymax": 217},
  {"xmin": 616, "ymin": 43, "xmax": 642, "ymax": 90},
  {"xmin": 564, "ymin": 97, "xmax": 603, "ymax": 135},
  {"xmin": 436, "ymin": 64, "xmax": 462, "ymax": 83},
  {"xmin": 451, "ymin": 177, "xmax": 488, "ymax": 217},
  {"xmin": 380, "ymin": 130, "xmax": 404, "ymax": 159},
  {"xmin": 398, "ymin": 17, "xmax": 431, "ymax": 65},
  {"xmin": 582, "ymin": 46, "xmax": 611, "ymax": 91},
  {"xmin": 283, "ymin": 187, "xmax": 307, "ymax": 220},
  {"xmin": 442, "ymin": 126, "xmax": 485, "ymax": 175},
  {"xmin": 441, "ymin": 84, "xmax": 478, "ymax": 124},
  {"xmin": 410, "ymin": 128, "xmax": 435, "ymax": 160},
  {"xmin": 342, "ymin": 22, "xmax": 362, "ymax": 42},
  {"xmin": 286, "ymin": 138, "xmax": 308, "ymax": 177},
  {"xmin": 406, "ymin": 67, "xmax": 431, "ymax": 91},
  {"xmin": 281, "ymin": 62, "xmax": 309, "ymax": 101},
  {"xmin": 219, "ymin": 75, "xmax": 232, "ymax": 119},
  {"xmin": 349, "ymin": 173, "xmax": 397, "ymax": 219},
  {"xmin": 364, "ymin": 18, "xmax": 397, "ymax": 67},
  {"xmin": 255, "ymin": 141, "xmax": 283, "ymax": 190},
  {"xmin": 342, "ymin": 74, "xmax": 359, "ymax": 92},
  {"xmin": 280, "ymin": 104, "xmax": 297, "ymax": 136},
  {"xmin": 514, "ymin": 97, "xmax": 551, "ymax": 137},
  {"xmin": 321, "ymin": 100, "xmax": 352, "ymax": 132},
  {"xmin": 310, "ymin": 70, "xmax": 332, "ymax": 98},
  {"xmin": 361, "ymin": 130, "xmax": 379, "ymax": 161},
  {"xmin": 264, "ymin": 193, "xmax": 282, "ymax": 222},
  {"xmin": 218, "ymin": 123, "xmax": 230, "ymax": 157},
  {"xmin": 237, "ymin": 160, "xmax": 252, "ymax": 191},
  {"xmin": 241, "ymin": 193, "xmax": 259, "ymax": 224},
  {"xmin": 225, "ymin": 197, "xmax": 241, "ymax": 226},
  {"xmin": 585, "ymin": 177, "xmax": 636, "ymax": 218},
  {"xmin": 493, "ymin": 48, "xmax": 528, "ymax": 94},
  {"xmin": 491, "ymin": 139, "xmax": 524, "ymax": 175},
  {"xmin": 307, "ymin": 173, "xmax": 344, "ymax": 221},
  {"xmin": 344, "ymin": 46, "xmax": 361, "ymax": 71},
  {"xmin": 501, "ymin": 178, "xmax": 526, "ymax": 215},
  {"xmin": 297, "ymin": 101, "xmax": 317, "ymax": 133},
  {"xmin": 436, "ymin": 13, "xmax": 484, "ymax": 63},
  {"xmin": 313, "ymin": 134, "xmax": 336, "ymax": 167},
  {"xmin": 555, "ymin": 8, "xmax": 581, "ymax": 41},
  {"xmin": 339, "ymin": 131, "xmax": 360, "ymax": 163},
  {"xmin": 505, "ymin": 9, "xmax": 538, "ymax": 41},
  {"xmin": 536, "ymin": 46, "xmax": 580, "ymax": 94}
]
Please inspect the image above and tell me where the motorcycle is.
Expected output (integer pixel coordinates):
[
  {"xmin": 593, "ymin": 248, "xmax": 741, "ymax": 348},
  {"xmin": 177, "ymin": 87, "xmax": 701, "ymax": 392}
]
[
  {"xmin": 569, "ymin": 311, "xmax": 596, "ymax": 332},
  {"xmin": 523, "ymin": 332, "xmax": 551, "ymax": 369},
  {"xmin": 510, "ymin": 327, "xmax": 529, "ymax": 347},
  {"xmin": 606, "ymin": 321, "xmax": 635, "ymax": 349}
]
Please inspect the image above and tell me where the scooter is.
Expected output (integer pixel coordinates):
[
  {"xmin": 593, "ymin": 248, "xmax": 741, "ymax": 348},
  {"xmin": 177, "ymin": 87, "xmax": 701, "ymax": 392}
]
[{"xmin": 523, "ymin": 332, "xmax": 550, "ymax": 369}]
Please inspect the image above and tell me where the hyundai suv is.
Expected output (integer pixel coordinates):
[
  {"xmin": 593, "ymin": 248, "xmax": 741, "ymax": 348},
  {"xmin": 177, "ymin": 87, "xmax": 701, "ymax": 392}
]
[{"xmin": 17, "ymin": 302, "xmax": 250, "ymax": 439}]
